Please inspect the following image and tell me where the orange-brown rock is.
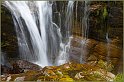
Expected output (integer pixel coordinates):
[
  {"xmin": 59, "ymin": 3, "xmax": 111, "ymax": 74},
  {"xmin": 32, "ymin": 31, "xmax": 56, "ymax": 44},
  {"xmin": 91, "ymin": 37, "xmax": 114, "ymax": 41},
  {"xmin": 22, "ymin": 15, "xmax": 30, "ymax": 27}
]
[{"xmin": 93, "ymin": 42, "xmax": 122, "ymax": 58}]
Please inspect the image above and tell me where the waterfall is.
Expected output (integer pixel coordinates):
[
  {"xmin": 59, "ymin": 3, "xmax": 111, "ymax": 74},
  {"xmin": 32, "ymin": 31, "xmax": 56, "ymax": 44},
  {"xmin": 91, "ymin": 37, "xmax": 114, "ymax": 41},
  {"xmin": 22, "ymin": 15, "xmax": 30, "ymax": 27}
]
[
  {"xmin": 3, "ymin": 1, "xmax": 75, "ymax": 67},
  {"xmin": 55, "ymin": 1, "xmax": 74, "ymax": 65},
  {"xmin": 3, "ymin": 1, "xmax": 57, "ymax": 67},
  {"xmin": 80, "ymin": 1, "xmax": 90, "ymax": 63},
  {"xmin": 65, "ymin": 1, "xmax": 74, "ymax": 39}
]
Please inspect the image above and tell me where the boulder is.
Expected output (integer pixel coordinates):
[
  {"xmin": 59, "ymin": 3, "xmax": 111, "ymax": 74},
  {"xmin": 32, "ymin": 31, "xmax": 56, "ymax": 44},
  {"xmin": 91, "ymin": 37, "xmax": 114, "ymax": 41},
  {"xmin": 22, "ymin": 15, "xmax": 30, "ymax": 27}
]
[
  {"xmin": 70, "ymin": 37, "xmax": 98, "ymax": 63},
  {"xmin": 9, "ymin": 59, "xmax": 42, "ymax": 71},
  {"xmin": 1, "ymin": 59, "xmax": 42, "ymax": 75}
]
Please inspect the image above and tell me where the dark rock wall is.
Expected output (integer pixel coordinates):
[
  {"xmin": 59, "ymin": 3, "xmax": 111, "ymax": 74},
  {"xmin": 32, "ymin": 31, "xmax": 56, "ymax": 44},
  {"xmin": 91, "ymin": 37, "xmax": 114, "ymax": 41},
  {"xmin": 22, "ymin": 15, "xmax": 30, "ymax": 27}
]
[
  {"xmin": 1, "ymin": 5, "xmax": 19, "ymax": 58},
  {"xmin": 88, "ymin": 1, "xmax": 123, "ymax": 47}
]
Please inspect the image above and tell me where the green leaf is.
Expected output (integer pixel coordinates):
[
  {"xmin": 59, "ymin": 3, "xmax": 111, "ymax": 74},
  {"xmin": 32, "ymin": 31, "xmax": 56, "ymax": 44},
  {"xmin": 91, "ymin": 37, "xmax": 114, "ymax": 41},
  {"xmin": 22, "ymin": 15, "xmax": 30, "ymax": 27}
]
[{"xmin": 103, "ymin": 6, "xmax": 108, "ymax": 18}]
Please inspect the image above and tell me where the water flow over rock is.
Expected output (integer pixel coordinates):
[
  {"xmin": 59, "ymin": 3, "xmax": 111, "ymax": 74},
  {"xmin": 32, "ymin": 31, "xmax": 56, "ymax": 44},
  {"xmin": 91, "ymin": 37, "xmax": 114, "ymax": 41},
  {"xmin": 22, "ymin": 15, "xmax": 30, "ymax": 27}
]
[
  {"xmin": 3, "ymin": 1, "xmax": 61, "ymax": 67},
  {"xmin": 3, "ymin": 1, "xmax": 75, "ymax": 67},
  {"xmin": 55, "ymin": 1, "xmax": 74, "ymax": 65}
]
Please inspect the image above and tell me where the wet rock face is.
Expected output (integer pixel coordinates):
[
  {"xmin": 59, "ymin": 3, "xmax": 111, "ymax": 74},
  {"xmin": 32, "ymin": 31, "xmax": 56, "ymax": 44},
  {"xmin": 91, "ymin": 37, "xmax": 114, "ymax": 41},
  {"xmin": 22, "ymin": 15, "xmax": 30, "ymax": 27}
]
[
  {"xmin": 108, "ymin": 6, "xmax": 123, "ymax": 27},
  {"xmin": 88, "ymin": 1, "xmax": 123, "ymax": 43},
  {"xmin": 1, "ymin": 5, "xmax": 19, "ymax": 58},
  {"xmin": 69, "ymin": 36, "xmax": 123, "ymax": 73},
  {"xmin": 93, "ymin": 42, "xmax": 122, "ymax": 58},
  {"xmin": 69, "ymin": 37, "xmax": 98, "ymax": 63}
]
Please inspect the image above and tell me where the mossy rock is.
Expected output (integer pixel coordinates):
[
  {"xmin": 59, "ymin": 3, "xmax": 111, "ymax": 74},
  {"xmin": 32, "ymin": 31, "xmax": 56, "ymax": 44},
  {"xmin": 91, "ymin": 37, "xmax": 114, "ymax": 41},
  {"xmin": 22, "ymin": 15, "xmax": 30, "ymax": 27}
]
[
  {"xmin": 1, "ymin": 60, "xmax": 117, "ymax": 81},
  {"xmin": 59, "ymin": 77, "xmax": 74, "ymax": 81}
]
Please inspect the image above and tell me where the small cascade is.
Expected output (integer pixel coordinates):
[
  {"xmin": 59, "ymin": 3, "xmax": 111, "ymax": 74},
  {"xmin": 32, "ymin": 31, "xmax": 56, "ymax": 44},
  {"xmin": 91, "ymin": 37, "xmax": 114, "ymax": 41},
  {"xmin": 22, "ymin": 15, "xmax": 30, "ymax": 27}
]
[
  {"xmin": 80, "ymin": 1, "xmax": 90, "ymax": 63},
  {"xmin": 106, "ymin": 33, "xmax": 111, "ymax": 63},
  {"xmin": 55, "ymin": 1, "xmax": 74, "ymax": 65},
  {"xmin": 65, "ymin": 1, "xmax": 74, "ymax": 39}
]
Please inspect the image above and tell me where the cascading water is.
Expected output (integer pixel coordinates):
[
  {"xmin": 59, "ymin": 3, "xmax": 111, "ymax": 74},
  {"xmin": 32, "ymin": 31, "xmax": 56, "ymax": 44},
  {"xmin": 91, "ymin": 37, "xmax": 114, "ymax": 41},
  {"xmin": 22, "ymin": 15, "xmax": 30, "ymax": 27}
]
[
  {"xmin": 55, "ymin": 1, "xmax": 74, "ymax": 65},
  {"xmin": 80, "ymin": 1, "xmax": 90, "ymax": 63},
  {"xmin": 3, "ymin": 1, "xmax": 50, "ymax": 67},
  {"xmin": 3, "ymin": 1, "xmax": 60, "ymax": 67},
  {"xmin": 106, "ymin": 33, "xmax": 111, "ymax": 63},
  {"xmin": 65, "ymin": 1, "xmax": 74, "ymax": 39},
  {"xmin": 3, "ymin": 0, "xmax": 92, "ymax": 66},
  {"xmin": 3, "ymin": 1, "xmax": 74, "ymax": 67}
]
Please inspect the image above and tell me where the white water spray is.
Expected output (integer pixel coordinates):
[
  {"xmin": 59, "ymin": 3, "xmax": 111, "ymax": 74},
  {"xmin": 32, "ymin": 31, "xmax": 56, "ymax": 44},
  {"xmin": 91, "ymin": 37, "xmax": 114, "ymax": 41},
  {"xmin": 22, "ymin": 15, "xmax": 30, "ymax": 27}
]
[
  {"xmin": 3, "ymin": 1, "xmax": 55, "ymax": 67},
  {"xmin": 55, "ymin": 1, "xmax": 74, "ymax": 65},
  {"xmin": 3, "ymin": 1, "xmax": 74, "ymax": 67}
]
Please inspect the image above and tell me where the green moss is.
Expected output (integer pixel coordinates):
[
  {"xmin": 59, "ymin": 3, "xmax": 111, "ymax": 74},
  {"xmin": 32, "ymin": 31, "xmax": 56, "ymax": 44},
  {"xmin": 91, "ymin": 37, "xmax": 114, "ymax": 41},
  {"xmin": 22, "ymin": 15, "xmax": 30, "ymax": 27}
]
[
  {"xmin": 114, "ymin": 73, "xmax": 124, "ymax": 82},
  {"xmin": 1, "ymin": 62, "xmax": 116, "ymax": 81},
  {"xmin": 103, "ymin": 6, "xmax": 108, "ymax": 19},
  {"xmin": 97, "ymin": 60, "xmax": 114, "ymax": 72},
  {"xmin": 59, "ymin": 77, "xmax": 74, "ymax": 81}
]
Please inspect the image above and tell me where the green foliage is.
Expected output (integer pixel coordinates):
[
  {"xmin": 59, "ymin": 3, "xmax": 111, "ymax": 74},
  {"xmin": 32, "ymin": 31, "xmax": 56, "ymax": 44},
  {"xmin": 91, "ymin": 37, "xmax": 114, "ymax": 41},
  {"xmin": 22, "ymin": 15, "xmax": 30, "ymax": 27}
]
[
  {"xmin": 103, "ymin": 6, "xmax": 108, "ymax": 19},
  {"xmin": 114, "ymin": 73, "xmax": 124, "ymax": 82},
  {"xmin": 97, "ymin": 60, "xmax": 114, "ymax": 72}
]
